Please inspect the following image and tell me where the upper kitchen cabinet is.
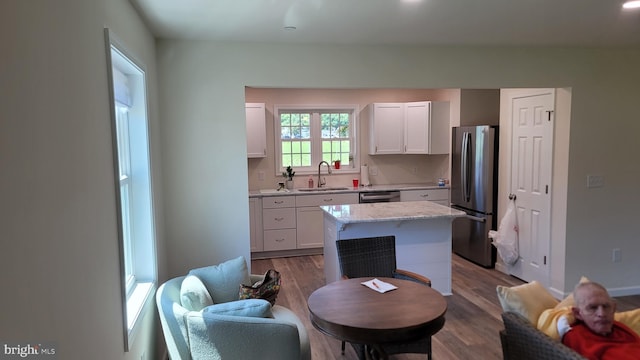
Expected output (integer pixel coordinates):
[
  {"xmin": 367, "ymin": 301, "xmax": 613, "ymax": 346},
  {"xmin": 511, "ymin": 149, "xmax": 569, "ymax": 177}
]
[
  {"xmin": 246, "ymin": 103, "xmax": 267, "ymax": 158},
  {"xmin": 368, "ymin": 101, "xmax": 450, "ymax": 155},
  {"xmin": 368, "ymin": 103, "xmax": 405, "ymax": 154}
]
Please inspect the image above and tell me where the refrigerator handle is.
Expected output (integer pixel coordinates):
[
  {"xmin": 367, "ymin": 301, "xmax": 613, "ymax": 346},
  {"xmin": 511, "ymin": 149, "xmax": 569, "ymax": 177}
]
[
  {"xmin": 461, "ymin": 132, "xmax": 472, "ymax": 202},
  {"xmin": 465, "ymin": 214, "xmax": 486, "ymax": 223},
  {"xmin": 461, "ymin": 132, "xmax": 467, "ymax": 202}
]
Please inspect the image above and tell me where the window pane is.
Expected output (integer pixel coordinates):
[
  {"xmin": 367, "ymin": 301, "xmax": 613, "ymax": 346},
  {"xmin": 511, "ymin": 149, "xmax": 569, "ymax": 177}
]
[
  {"xmin": 291, "ymin": 141, "xmax": 300, "ymax": 153},
  {"xmin": 281, "ymin": 141, "xmax": 291, "ymax": 154},
  {"xmin": 331, "ymin": 140, "xmax": 340, "ymax": 153},
  {"xmin": 322, "ymin": 140, "xmax": 331, "ymax": 152},
  {"xmin": 278, "ymin": 108, "xmax": 353, "ymax": 171},
  {"xmin": 281, "ymin": 127, "xmax": 291, "ymax": 139},
  {"xmin": 291, "ymin": 154, "xmax": 302, "ymax": 167},
  {"xmin": 301, "ymin": 141, "xmax": 311, "ymax": 153},
  {"xmin": 281, "ymin": 113, "xmax": 291, "ymax": 126},
  {"xmin": 120, "ymin": 182, "xmax": 133, "ymax": 286},
  {"xmin": 301, "ymin": 153, "xmax": 311, "ymax": 166},
  {"xmin": 282, "ymin": 154, "xmax": 292, "ymax": 167}
]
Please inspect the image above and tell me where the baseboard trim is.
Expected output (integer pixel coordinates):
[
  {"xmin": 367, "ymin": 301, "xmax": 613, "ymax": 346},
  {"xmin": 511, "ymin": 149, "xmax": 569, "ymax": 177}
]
[
  {"xmin": 548, "ymin": 284, "xmax": 640, "ymax": 299},
  {"xmin": 251, "ymin": 247, "xmax": 323, "ymax": 260},
  {"xmin": 608, "ymin": 285, "xmax": 640, "ymax": 297},
  {"xmin": 495, "ymin": 262, "xmax": 508, "ymax": 275}
]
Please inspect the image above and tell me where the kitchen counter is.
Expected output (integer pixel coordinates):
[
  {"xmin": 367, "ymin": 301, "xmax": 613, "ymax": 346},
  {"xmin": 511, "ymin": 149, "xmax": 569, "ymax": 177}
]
[
  {"xmin": 320, "ymin": 201, "xmax": 464, "ymax": 226},
  {"xmin": 249, "ymin": 183, "xmax": 448, "ymax": 198},
  {"xmin": 321, "ymin": 201, "xmax": 464, "ymax": 295}
]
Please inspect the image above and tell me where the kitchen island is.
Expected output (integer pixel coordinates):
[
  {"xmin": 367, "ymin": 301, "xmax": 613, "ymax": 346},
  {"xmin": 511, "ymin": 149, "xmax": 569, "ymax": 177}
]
[{"xmin": 321, "ymin": 201, "xmax": 465, "ymax": 295}]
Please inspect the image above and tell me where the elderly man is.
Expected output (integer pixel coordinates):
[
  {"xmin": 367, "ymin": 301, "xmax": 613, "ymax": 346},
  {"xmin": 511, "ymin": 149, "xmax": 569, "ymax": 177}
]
[{"xmin": 560, "ymin": 281, "xmax": 640, "ymax": 360}]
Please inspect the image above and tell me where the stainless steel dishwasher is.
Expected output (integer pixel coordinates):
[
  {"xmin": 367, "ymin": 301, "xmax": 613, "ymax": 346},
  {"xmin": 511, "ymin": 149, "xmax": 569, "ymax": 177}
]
[{"xmin": 359, "ymin": 191, "xmax": 401, "ymax": 203}]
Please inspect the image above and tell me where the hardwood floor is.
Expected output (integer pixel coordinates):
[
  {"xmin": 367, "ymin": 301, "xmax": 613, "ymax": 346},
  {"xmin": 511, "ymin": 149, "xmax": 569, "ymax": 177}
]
[{"xmin": 251, "ymin": 254, "xmax": 640, "ymax": 360}]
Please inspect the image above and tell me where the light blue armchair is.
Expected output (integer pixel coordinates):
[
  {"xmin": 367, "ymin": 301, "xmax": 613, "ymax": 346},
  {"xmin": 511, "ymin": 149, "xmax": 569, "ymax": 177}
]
[{"xmin": 156, "ymin": 265, "xmax": 311, "ymax": 360}]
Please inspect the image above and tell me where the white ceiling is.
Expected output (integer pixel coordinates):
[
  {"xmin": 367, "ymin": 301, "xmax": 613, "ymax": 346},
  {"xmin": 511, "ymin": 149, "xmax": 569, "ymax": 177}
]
[{"xmin": 131, "ymin": 0, "xmax": 640, "ymax": 46}]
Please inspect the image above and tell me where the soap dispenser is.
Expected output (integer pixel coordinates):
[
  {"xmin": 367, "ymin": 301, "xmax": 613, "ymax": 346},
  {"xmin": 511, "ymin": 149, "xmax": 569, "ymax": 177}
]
[{"xmin": 308, "ymin": 176, "xmax": 314, "ymax": 188}]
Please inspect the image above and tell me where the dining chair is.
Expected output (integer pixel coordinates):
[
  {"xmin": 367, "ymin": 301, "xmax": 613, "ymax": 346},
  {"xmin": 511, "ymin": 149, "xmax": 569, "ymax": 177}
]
[{"xmin": 336, "ymin": 235, "xmax": 433, "ymax": 360}]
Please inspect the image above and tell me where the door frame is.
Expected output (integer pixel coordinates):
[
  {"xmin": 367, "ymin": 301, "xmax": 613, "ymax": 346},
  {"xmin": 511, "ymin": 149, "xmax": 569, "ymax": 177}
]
[{"xmin": 497, "ymin": 88, "xmax": 571, "ymax": 297}]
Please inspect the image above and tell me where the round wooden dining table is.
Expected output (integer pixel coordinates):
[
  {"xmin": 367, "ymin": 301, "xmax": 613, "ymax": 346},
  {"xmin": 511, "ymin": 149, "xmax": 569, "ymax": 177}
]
[{"xmin": 307, "ymin": 277, "xmax": 447, "ymax": 360}]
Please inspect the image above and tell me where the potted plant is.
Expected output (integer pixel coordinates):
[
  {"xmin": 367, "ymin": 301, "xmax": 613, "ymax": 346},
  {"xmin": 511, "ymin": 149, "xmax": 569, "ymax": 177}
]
[
  {"xmin": 333, "ymin": 159, "xmax": 341, "ymax": 169},
  {"xmin": 282, "ymin": 166, "xmax": 295, "ymax": 189}
]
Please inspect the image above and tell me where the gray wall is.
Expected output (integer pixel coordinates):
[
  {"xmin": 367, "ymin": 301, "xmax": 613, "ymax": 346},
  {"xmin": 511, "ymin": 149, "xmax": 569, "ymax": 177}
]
[
  {"xmin": 1, "ymin": 0, "xmax": 164, "ymax": 359},
  {"xmin": 157, "ymin": 41, "xmax": 640, "ymax": 296},
  {"xmin": 2, "ymin": 0, "xmax": 639, "ymax": 358}
]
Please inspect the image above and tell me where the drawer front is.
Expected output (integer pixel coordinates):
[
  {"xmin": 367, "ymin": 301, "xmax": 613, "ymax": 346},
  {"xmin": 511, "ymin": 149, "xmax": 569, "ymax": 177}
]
[
  {"xmin": 263, "ymin": 208, "xmax": 296, "ymax": 229},
  {"xmin": 295, "ymin": 193, "xmax": 359, "ymax": 207},
  {"xmin": 262, "ymin": 196, "xmax": 296, "ymax": 209},
  {"xmin": 263, "ymin": 229, "xmax": 297, "ymax": 251},
  {"xmin": 400, "ymin": 189, "xmax": 449, "ymax": 202}
]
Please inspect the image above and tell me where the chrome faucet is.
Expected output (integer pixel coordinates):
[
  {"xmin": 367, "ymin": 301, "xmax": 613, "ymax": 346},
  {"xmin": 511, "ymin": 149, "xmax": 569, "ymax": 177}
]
[{"xmin": 317, "ymin": 161, "xmax": 332, "ymax": 187}]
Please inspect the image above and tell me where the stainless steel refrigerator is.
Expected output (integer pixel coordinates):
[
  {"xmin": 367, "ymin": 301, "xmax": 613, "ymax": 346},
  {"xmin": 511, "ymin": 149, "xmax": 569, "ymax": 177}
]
[{"xmin": 451, "ymin": 125, "xmax": 498, "ymax": 268}]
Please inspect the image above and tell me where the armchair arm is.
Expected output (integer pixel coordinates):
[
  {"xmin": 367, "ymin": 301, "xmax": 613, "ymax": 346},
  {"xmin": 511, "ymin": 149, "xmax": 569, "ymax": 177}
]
[
  {"xmin": 393, "ymin": 269, "xmax": 432, "ymax": 287},
  {"xmin": 501, "ymin": 312, "xmax": 586, "ymax": 360},
  {"xmin": 186, "ymin": 312, "xmax": 307, "ymax": 360}
]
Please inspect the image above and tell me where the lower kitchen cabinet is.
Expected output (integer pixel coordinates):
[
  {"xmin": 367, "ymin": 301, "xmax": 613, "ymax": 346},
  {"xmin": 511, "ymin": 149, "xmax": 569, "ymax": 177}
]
[
  {"xmin": 296, "ymin": 193, "xmax": 359, "ymax": 249},
  {"xmin": 262, "ymin": 196, "xmax": 297, "ymax": 251},
  {"xmin": 252, "ymin": 189, "xmax": 449, "ymax": 256},
  {"xmin": 263, "ymin": 229, "xmax": 297, "ymax": 251},
  {"xmin": 400, "ymin": 188, "xmax": 450, "ymax": 206},
  {"xmin": 249, "ymin": 198, "xmax": 263, "ymax": 252},
  {"xmin": 296, "ymin": 207, "xmax": 325, "ymax": 249}
]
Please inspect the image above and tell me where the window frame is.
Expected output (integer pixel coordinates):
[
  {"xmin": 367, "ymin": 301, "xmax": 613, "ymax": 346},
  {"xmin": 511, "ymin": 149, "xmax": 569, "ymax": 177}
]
[
  {"xmin": 105, "ymin": 28, "xmax": 157, "ymax": 352},
  {"xmin": 274, "ymin": 104, "xmax": 359, "ymax": 176}
]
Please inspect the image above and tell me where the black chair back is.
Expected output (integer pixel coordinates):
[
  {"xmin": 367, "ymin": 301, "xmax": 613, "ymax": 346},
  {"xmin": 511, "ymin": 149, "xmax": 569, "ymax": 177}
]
[{"xmin": 336, "ymin": 236, "xmax": 397, "ymax": 279}]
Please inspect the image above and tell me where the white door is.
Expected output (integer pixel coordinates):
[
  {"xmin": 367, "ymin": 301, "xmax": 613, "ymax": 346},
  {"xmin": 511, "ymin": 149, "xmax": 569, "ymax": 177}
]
[{"xmin": 508, "ymin": 90, "xmax": 554, "ymax": 286}]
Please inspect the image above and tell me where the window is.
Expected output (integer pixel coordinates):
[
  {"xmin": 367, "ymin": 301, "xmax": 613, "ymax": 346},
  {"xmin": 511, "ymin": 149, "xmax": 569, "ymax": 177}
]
[
  {"xmin": 275, "ymin": 105, "xmax": 358, "ymax": 174},
  {"xmin": 105, "ymin": 29, "xmax": 156, "ymax": 351}
]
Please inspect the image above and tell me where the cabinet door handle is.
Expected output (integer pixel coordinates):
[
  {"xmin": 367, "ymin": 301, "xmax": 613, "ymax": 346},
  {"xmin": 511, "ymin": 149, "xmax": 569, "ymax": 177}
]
[
  {"xmin": 323, "ymin": 198, "xmax": 333, "ymax": 202},
  {"xmin": 275, "ymin": 238, "xmax": 285, "ymax": 242},
  {"xmin": 420, "ymin": 194, "xmax": 429, "ymax": 198},
  {"xmin": 274, "ymin": 217, "xmax": 284, "ymax": 221},
  {"xmin": 274, "ymin": 200, "xmax": 284, "ymax": 204}
]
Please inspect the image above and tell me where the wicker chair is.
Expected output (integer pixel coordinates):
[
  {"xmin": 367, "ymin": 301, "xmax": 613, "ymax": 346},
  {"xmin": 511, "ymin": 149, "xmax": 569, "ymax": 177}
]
[
  {"xmin": 336, "ymin": 236, "xmax": 433, "ymax": 360},
  {"xmin": 500, "ymin": 312, "xmax": 586, "ymax": 360}
]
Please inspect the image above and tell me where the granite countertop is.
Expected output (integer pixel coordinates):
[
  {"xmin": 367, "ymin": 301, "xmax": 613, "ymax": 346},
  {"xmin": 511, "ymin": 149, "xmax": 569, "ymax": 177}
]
[
  {"xmin": 249, "ymin": 183, "xmax": 448, "ymax": 198},
  {"xmin": 320, "ymin": 201, "xmax": 465, "ymax": 224}
]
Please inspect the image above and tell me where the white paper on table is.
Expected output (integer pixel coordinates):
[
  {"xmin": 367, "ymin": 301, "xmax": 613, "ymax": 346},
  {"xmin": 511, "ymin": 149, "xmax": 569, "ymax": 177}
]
[{"xmin": 361, "ymin": 278, "xmax": 398, "ymax": 293}]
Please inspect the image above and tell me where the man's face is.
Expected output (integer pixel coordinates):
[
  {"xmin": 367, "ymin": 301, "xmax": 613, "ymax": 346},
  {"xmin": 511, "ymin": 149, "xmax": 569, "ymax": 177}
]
[{"xmin": 573, "ymin": 286, "xmax": 616, "ymax": 336}]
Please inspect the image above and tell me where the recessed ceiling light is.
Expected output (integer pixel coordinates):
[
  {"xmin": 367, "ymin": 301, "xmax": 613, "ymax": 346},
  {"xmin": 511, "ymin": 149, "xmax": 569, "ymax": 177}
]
[
  {"xmin": 284, "ymin": 26, "xmax": 297, "ymax": 31},
  {"xmin": 623, "ymin": 0, "xmax": 640, "ymax": 9}
]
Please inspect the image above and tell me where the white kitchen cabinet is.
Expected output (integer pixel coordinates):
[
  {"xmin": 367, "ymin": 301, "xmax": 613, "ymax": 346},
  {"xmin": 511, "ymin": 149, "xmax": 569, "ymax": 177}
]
[
  {"xmin": 400, "ymin": 188, "xmax": 450, "ymax": 206},
  {"xmin": 368, "ymin": 103, "xmax": 405, "ymax": 154},
  {"xmin": 426, "ymin": 101, "xmax": 451, "ymax": 155},
  {"xmin": 296, "ymin": 193, "xmax": 359, "ymax": 249},
  {"xmin": 246, "ymin": 103, "xmax": 267, "ymax": 158},
  {"xmin": 262, "ymin": 196, "xmax": 296, "ymax": 251},
  {"xmin": 263, "ymin": 229, "xmax": 297, "ymax": 251},
  {"xmin": 249, "ymin": 198, "xmax": 263, "ymax": 252},
  {"xmin": 369, "ymin": 101, "xmax": 450, "ymax": 155},
  {"xmin": 404, "ymin": 101, "xmax": 431, "ymax": 154}
]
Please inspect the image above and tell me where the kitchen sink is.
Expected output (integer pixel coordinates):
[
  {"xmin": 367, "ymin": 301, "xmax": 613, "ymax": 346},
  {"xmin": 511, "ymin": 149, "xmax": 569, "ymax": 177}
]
[{"xmin": 297, "ymin": 187, "xmax": 350, "ymax": 192}]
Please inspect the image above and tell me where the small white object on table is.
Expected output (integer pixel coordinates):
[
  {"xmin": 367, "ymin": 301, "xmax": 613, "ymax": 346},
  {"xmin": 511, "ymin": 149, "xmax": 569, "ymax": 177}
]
[{"xmin": 321, "ymin": 201, "xmax": 465, "ymax": 296}]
